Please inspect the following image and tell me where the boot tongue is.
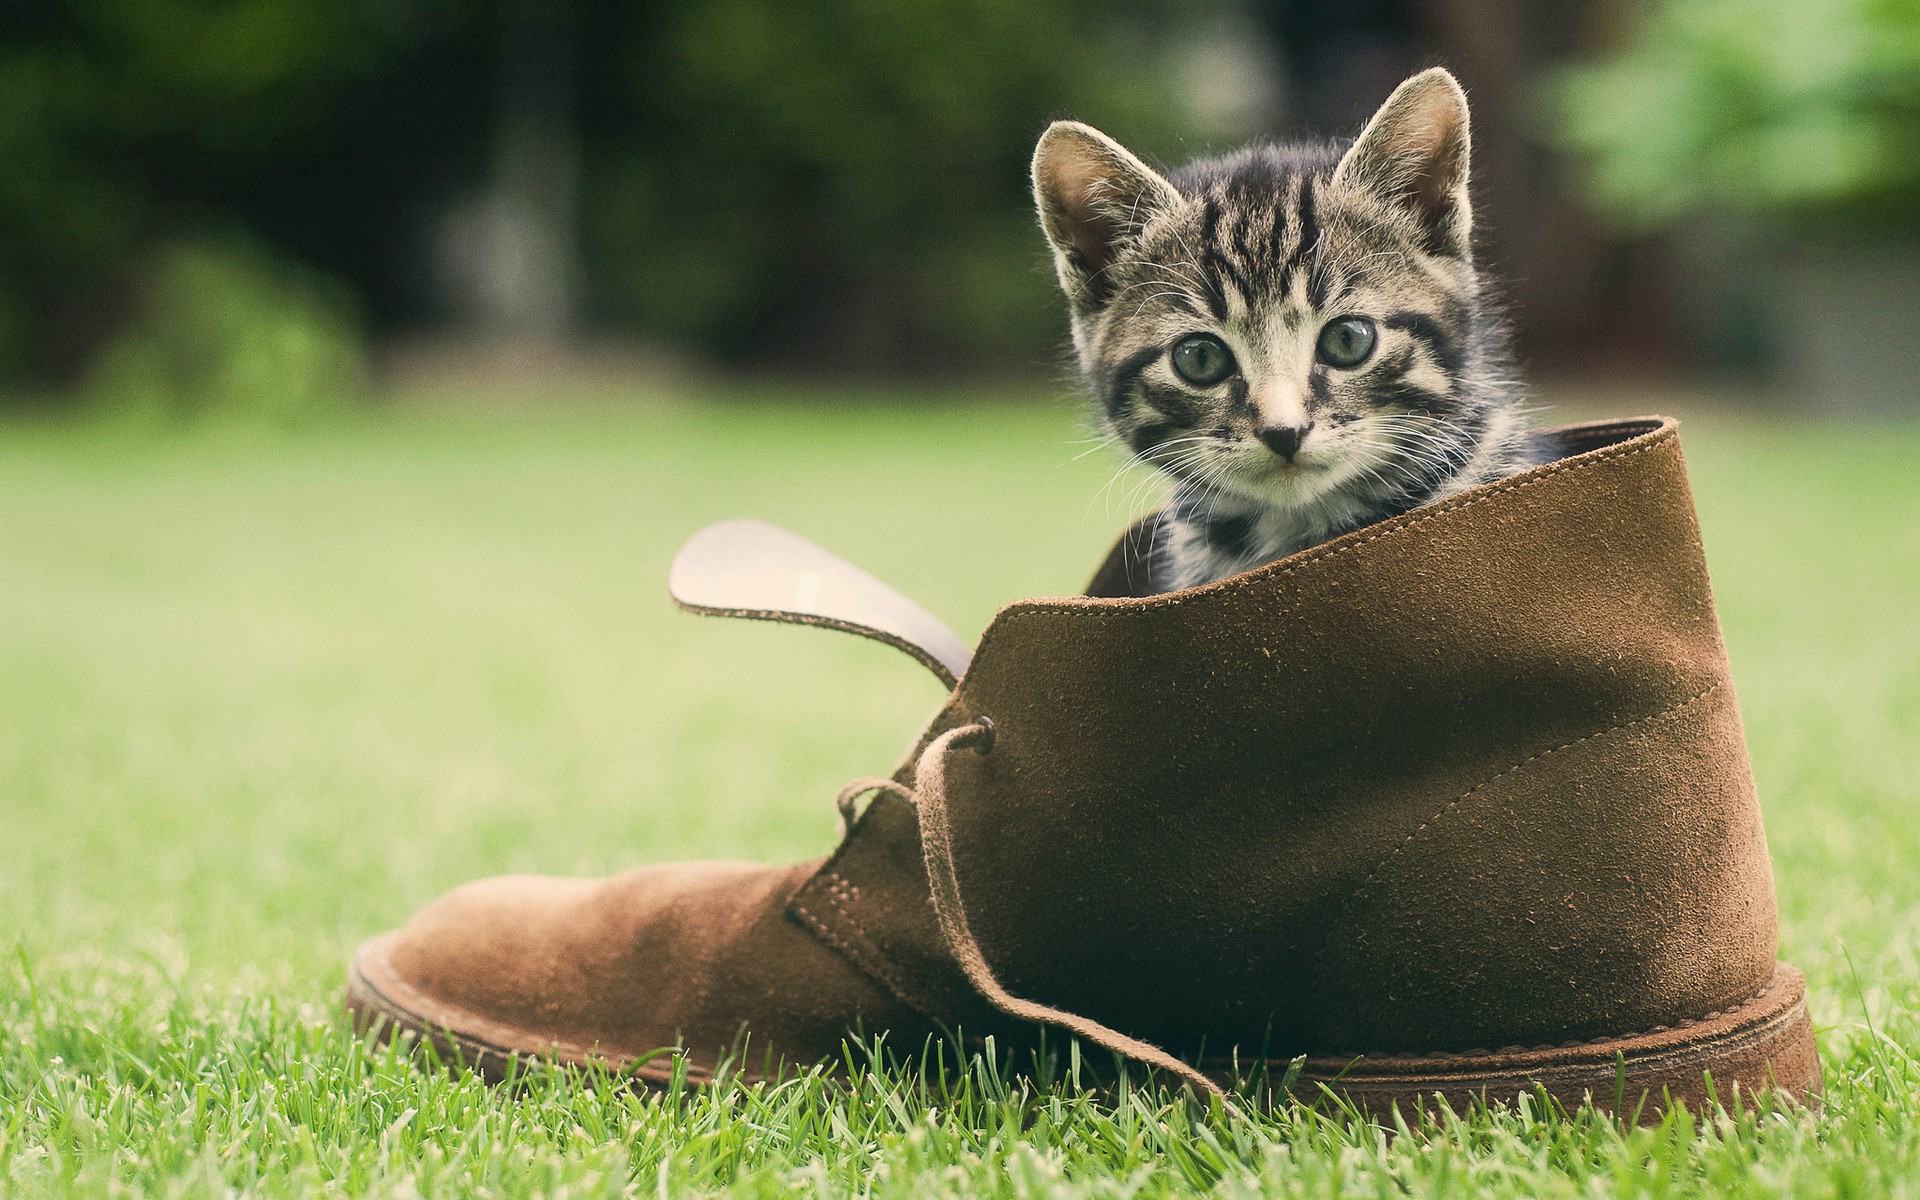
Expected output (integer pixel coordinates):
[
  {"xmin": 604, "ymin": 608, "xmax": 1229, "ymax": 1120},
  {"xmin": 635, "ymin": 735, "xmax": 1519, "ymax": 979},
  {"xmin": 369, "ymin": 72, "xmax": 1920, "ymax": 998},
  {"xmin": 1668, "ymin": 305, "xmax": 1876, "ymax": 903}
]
[{"xmin": 668, "ymin": 520, "xmax": 972, "ymax": 689}]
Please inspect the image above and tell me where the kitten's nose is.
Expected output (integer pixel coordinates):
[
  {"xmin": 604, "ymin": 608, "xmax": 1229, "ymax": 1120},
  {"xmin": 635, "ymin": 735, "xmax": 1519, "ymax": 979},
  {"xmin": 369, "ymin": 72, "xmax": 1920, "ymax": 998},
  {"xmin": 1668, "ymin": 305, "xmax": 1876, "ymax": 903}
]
[{"xmin": 1257, "ymin": 422, "xmax": 1312, "ymax": 461}]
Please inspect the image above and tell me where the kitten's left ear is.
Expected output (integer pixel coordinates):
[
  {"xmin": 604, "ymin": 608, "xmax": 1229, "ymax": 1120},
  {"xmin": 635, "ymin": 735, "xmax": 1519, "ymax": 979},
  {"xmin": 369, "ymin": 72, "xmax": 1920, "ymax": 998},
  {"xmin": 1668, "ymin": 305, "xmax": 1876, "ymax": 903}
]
[{"xmin": 1332, "ymin": 68, "xmax": 1473, "ymax": 258}]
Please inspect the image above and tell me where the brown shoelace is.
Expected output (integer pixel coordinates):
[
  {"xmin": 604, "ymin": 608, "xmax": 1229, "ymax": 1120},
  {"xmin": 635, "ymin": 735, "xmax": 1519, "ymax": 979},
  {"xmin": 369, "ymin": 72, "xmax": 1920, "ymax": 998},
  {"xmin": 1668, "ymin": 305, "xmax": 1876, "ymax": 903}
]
[{"xmin": 838, "ymin": 717, "xmax": 1242, "ymax": 1114}]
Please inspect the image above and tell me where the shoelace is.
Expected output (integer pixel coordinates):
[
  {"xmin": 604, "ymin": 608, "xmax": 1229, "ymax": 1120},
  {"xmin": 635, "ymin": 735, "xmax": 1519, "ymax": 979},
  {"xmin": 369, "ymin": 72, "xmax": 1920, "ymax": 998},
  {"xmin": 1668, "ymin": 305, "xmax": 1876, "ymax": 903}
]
[{"xmin": 839, "ymin": 717, "xmax": 1243, "ymax": 1115}]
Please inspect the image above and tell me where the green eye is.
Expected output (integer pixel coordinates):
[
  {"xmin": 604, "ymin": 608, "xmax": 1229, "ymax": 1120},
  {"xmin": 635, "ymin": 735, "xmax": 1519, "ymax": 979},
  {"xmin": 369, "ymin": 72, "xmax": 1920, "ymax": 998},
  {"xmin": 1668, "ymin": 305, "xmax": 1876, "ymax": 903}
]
[
  {"xmin": 1170, "ymin": 334, "xmax": 1236, "ymax": 386},
  {"xmin": 1316, "ymin": 316, "xmax": 1377, "ymax": 368}
]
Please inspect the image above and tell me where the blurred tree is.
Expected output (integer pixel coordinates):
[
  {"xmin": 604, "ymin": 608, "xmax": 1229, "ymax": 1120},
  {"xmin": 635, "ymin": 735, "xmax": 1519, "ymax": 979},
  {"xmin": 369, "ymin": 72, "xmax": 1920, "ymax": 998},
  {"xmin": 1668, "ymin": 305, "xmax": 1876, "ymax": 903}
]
[
  {"xmin": 576, "ymin": 0, "xmax": 1217, "ymax": 370},
  {"xmin": 0, "ymin": 0, "xmax": 1221, "ymax": 396},
  {"xmin": 0, "ymin": 0, "xmax": 428, "ymax": 384},
  {"xmin": 1549, "ymin": 0, "xmax": 1920, "ymax": 409},
  {"xmin": 1550, "ymin": 0, "xmax": 1920, "ymax": 232}
]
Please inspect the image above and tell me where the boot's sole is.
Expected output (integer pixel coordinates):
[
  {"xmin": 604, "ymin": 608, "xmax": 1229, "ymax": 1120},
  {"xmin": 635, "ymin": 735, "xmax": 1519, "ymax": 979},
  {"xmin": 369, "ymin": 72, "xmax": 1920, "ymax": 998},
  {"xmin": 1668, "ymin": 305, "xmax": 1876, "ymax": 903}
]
[
  {"xmin": 349, "ymin": 934, "xmax": 1818, "ymax": 1116},
  {"xmin": 1292, "ymin": 961, "xmax": 1819, "ymax": 1117}
]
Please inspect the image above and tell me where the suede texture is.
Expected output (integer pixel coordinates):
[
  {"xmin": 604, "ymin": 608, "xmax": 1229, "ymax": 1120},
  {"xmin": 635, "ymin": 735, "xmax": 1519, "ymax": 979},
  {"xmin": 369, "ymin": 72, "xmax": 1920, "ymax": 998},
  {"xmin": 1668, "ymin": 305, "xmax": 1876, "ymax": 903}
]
[
  {"xmin": 357, "ymin": 415, "xmax": 1794, "ymax": 1092},
  {"xmin": 360, "ymin": 860, "xmax": 938, "ymax": 1082},
  {"xmin": 792, "ymin": 417, "xmax": 1780, "ymax": 1058}
]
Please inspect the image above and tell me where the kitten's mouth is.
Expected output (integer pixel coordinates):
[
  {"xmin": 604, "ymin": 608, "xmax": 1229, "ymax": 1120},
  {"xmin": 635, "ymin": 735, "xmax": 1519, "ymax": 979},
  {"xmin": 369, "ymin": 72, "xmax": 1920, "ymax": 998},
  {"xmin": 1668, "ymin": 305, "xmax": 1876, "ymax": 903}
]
[
  {"xmin": 1256, "ymin": 453, "xmax": 1332, "ymax": 483},
  {"xmin": 1161, "ymin": 439, "xmax": 1368, "ymax": 510},
  {"xmin": 1208, "ymin": 450, "xmax": 1345, "ymax": 505}
]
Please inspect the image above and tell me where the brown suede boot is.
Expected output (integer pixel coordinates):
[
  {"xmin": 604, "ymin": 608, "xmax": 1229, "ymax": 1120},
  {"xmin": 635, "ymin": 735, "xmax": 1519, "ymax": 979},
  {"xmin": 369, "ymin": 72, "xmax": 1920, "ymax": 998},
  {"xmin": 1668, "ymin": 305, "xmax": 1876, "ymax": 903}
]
[{"xmin": 347, "ymin": 416, "xmax": 1820, "ymax": 1114}]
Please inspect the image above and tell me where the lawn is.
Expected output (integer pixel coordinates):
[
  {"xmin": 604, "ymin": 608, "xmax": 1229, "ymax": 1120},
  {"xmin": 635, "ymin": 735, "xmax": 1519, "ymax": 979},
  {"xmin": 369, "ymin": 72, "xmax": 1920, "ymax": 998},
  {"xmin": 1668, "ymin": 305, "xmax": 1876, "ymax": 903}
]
[{"xmin": 3, "ymin": 388, "xmax": 1918, "ymax": 1197}]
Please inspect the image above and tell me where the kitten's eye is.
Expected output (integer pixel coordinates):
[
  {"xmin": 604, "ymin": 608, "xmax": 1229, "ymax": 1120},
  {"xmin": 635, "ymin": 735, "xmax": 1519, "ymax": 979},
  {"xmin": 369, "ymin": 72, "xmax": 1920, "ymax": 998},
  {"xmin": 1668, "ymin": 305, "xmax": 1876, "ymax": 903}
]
[
  {"xmin": 1170, "ymin": 334, "xmax": 1236, "ymax": 386},
  {"xmin": 1316, "ymin": 316, "xmax": 1377, "ymax": 368}
]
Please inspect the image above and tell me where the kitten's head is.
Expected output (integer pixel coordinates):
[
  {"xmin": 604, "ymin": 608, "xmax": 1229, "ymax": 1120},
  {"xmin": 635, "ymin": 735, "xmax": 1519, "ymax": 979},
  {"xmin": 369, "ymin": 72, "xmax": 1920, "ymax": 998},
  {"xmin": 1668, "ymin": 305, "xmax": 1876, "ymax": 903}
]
[{"xmin": 1034, "ymin": 68, "xmax": 1504, "ymax": 520}]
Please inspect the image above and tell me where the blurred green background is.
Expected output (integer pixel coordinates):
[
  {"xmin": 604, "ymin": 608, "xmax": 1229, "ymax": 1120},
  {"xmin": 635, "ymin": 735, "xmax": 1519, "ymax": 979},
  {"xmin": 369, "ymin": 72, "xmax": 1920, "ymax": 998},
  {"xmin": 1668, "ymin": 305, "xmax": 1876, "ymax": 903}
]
[
  {"xmin": 4, "ymin": 4, "xmax": 1920, "ymax": 1193},
  {"xmin": 2, "ymin": 0, "xmax": 1915, "ymax": 416}
]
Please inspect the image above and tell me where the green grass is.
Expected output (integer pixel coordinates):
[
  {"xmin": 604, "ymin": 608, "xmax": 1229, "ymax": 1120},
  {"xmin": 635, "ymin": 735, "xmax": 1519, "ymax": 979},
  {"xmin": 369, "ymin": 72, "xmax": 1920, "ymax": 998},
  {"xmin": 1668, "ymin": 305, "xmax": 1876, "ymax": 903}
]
[{"xmin": 3, "ymin": 391, "xmax": 1918, "ymax": 1196}]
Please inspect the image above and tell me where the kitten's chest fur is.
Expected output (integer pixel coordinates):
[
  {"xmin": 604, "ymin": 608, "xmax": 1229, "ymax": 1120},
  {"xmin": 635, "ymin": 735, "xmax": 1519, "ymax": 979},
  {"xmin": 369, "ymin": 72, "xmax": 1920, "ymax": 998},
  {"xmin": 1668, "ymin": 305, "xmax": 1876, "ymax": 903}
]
[{"xmin": 1154, "ymin": 491, "xmax": 1381, "ymax": 592}]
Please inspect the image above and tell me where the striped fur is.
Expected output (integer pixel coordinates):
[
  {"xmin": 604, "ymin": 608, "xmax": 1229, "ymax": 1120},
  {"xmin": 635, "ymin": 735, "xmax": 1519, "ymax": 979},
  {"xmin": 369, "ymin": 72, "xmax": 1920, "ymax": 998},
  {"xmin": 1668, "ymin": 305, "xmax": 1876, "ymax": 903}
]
[{"xmin": 1035, "ymin": 69, "xmax": 1543, "ymax": 592}]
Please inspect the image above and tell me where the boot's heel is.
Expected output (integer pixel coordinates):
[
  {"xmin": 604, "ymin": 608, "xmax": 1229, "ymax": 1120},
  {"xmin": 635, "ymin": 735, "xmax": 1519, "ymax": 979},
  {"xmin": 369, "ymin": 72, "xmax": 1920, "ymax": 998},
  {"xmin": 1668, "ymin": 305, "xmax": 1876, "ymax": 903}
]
[{"xmin": 1295, "ymin": 962, "xmax": 1819, "ymax": 1116}]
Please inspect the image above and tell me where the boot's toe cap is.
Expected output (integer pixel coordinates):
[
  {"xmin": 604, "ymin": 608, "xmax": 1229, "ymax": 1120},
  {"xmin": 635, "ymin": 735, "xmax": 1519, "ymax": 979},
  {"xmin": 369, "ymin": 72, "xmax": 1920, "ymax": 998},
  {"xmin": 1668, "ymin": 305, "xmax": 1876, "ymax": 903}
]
[{"xmin": 347, "ymin": 860, "xmax": 934, "ymax": 1081}]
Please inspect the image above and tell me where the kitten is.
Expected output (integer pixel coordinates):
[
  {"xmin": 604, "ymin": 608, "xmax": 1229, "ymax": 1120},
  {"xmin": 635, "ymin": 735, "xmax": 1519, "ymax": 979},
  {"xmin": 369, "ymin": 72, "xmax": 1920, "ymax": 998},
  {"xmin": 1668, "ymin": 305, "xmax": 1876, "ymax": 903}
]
[{"xmin": 1034, "ymin": 68, "xmax": 1544, "ymax": 593}]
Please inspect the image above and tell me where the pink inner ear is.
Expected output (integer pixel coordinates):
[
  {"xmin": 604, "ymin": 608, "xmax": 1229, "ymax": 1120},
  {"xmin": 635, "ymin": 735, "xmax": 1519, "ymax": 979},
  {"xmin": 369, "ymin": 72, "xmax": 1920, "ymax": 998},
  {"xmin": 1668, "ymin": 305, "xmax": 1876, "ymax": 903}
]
[
  {"xmin": 1042, "ymin": 143, "xmax": 1128, "ymax": 269},
  {"xmin": 1406, "ymin": 110, "xmax": 1466, "ymax": 216},
  {"xmin": 1350, "ymin": 86, "xmax": 1469, "ymax": 246}
]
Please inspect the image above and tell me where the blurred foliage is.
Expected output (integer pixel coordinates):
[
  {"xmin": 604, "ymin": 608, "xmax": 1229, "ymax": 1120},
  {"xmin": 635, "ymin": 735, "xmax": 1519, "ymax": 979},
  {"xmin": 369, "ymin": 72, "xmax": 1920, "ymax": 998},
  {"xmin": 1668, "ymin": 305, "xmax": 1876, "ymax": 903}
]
[
  {"xmin": 81, "ymin": 237, "xmax": 368, "ymax": 424},
  {"xmin": 1550, "ymin": 0, "xmax": 1920, "ymax": 233},
  {"xmin": 584, "ymin": 0, "xmax": 1210, "ymax": 363},
  {"xmin": 0, "ymin": 0, "xmax": 1224, "ymax": 397},
  {"xmin": 0, "ymin": 1, "xmax": 410, "ymax": 386}
]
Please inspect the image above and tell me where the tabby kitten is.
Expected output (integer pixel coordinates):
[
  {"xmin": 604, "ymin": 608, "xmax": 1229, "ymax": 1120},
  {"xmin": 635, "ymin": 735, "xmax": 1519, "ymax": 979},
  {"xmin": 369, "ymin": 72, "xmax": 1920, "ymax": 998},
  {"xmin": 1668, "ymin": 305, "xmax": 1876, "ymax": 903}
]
[{"xmin": 1034, "ymin": 68, "xmax": 1542, "ymax": 593}]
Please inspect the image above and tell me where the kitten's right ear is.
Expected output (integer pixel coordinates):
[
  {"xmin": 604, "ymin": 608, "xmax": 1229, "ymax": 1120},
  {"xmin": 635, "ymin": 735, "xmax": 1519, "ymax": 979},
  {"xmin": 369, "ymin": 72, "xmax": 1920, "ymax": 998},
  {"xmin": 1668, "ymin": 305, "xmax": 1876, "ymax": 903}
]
[{"xmin": 1033, "ymin": 121, "xmax": 1181, "ymax": 306}]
